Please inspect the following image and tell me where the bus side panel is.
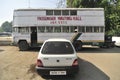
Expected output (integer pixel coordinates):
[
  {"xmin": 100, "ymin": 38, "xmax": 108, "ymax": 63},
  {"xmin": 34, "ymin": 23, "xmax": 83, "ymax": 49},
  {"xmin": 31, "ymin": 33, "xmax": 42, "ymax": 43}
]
[
  {"xmin": 78, "ymin": 33, "xmax": 104, "ymax": 42},
  {"xmin": 37, "ymin": 33, "xmax": 104, "ymax": 43},
  {"xmin": 37, "ymin": 33, "xmax": 74, "ymax": 43},
  {"xmin": 12, "ymin": 32, "xmax": 31, "ymax": 45}
]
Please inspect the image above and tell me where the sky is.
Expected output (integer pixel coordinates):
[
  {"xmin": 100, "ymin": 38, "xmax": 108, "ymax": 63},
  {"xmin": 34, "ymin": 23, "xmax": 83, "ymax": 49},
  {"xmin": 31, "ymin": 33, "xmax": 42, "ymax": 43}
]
[{"xmin": 0, "ymin": 0, "xmax": 60, "ymax": 26}]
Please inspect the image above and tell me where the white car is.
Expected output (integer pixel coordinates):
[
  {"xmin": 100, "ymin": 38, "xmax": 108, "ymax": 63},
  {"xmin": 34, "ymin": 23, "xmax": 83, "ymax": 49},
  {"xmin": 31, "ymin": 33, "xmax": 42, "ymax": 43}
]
[
  {"xmin": 36, "ymin": 38, "xmax": 79, "ymax": 76},
  {"xmin": 112, "ymin": 36, "xmax": 120, "ymax": 47}
]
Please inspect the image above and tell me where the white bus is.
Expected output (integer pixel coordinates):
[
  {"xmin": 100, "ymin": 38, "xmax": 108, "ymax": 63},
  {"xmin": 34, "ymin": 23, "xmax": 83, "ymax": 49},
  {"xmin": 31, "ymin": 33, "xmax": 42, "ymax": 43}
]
[{"xmin": 12, "ymin": 8, "xmax": 105, "ymax": 51}]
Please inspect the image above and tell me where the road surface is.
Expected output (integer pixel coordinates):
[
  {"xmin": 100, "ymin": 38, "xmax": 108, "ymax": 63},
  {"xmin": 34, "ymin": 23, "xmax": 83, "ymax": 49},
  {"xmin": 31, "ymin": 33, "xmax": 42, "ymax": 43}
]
[{"xmin": 0, "ymin": 46, "xmax": 120, "ymax": 80}]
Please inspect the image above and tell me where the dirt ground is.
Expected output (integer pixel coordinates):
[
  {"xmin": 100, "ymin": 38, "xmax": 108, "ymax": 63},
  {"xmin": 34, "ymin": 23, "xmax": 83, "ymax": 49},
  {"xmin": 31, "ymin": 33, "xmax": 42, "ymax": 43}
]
[
  {"xmin": 0, "ymin": 46, "xmax": 40, "ymax": 80},
  {"xmin": 0, "ymin": 46, "xmax": 120, "ymax": 80}
]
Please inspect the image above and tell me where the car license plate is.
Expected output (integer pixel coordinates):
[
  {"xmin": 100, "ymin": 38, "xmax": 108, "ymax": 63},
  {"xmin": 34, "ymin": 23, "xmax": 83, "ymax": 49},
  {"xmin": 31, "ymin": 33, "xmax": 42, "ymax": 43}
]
[{"xmin": 50, "ymin": 71, "xmax": 66, "ymax": 75}]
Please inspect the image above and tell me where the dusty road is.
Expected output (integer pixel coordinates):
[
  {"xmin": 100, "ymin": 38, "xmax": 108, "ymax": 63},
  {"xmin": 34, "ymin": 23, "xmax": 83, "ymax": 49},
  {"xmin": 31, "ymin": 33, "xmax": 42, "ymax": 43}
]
[{"xmin": 0, "ymin": 46, "xmax": 120, "ymax": 80}]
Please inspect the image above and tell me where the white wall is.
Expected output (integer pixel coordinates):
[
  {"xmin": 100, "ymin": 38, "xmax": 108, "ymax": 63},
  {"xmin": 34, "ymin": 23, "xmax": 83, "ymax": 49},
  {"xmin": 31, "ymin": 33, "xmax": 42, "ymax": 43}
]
[{"xmin": 13, "ymin": 9, "xmax": 105, "ymax": 27}]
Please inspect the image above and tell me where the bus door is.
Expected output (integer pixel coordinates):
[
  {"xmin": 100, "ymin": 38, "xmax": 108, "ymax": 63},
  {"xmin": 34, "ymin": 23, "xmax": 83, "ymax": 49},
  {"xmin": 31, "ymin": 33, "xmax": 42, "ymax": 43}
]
[{"xmin": 31, "ymin": 27, "xmax": 37, "ymax": 46}]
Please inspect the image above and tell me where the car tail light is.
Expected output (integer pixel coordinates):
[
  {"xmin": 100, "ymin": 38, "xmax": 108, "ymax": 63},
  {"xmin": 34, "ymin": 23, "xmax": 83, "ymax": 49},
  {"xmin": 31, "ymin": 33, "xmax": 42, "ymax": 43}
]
[
  {"xmin": 36, "ymin": 59, "xmax": 43, "ymax": 67},
  {"xmin": 72, "ymin": 59, "xmax": 78, "ymax": 66}
]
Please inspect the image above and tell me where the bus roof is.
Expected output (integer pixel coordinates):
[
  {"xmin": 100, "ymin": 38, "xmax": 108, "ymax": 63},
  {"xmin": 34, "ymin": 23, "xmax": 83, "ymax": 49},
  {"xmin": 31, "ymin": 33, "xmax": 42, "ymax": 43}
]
[{"xmin": 14, "ymin": 8, "xmax": 104, "ymax": 11}]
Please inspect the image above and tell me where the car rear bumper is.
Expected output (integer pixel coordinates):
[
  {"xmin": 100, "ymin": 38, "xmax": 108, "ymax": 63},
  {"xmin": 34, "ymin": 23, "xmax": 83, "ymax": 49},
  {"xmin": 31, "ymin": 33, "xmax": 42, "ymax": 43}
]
[{"xmin": 36, "ymin": 66, "xmax": 79, "ymax": 75}]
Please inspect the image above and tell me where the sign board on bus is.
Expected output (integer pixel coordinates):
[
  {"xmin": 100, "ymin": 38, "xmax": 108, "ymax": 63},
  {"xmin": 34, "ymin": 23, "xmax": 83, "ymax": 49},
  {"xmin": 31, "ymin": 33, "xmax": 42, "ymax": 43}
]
[{"xmin": 37, "ymin": 16, "xmax": 81, "ymax": 25}]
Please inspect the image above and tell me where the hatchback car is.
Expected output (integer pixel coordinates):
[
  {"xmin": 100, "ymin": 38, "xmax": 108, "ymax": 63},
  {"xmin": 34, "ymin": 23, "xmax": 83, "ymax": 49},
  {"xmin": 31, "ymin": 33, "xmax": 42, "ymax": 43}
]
[{"xmin": 36, "ymin": 38, "xmax": 79, "ymax": 76}]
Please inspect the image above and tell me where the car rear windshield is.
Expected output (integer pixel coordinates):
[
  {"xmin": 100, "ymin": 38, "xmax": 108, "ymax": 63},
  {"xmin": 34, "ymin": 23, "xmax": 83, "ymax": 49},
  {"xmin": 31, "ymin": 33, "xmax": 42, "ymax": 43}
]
[{"xmin": 41, "ymin": 41, "xmax": 74, "ymax": 54}]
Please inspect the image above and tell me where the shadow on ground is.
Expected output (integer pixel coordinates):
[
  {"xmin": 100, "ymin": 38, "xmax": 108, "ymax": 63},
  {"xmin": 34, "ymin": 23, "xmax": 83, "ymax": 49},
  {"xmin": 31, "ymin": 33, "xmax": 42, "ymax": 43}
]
[
  {"xmin": 77, "ymin": 47, "xmax": 120, "ymax": 53},
  {"xmin": 29, "ymin": 58, "xmax": 110, "ymax": 80},
  {"xmin": 29, "ymin": 47, "xmax": 41, "ymax": 51},
  {"xmin": 26, "ymin": 46, "xmax": 120, "ymax": 53},
  {"xmin": 27, "ymin": 64, "xmax": 37, "ymax": 80},
  {"xmin": 0, "ymin": 49, "xmax": 4, "ymax": 52},
  {"xmin": 21, "ymin": 47, "xmax": 41, "ymax": 52}
]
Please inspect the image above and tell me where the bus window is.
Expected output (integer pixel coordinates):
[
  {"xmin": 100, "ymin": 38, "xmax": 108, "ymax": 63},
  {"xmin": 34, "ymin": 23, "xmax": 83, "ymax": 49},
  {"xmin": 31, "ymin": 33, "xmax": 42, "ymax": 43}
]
[
  {"xmin": 94, "ymin": 27, "xmax": 99, "ymax": 32},
  {"xmin": 18, "ymin": 27, "xmax": 29, "ymax": 33},
  {"xmin": 62, "ymin": 26, "xmax": 69, "ymax": 33},
  {"xmin": 78, "ymin": 27, "xmax": 85, "ymax": 32},
  {"xmin": 38, "ymin": 27, "xmax": 45, "ymax": 33},
  {"xmin": 13, "ymin": 27, "xmax": 18, "ymax": 32},
  {"xmin": 54, "ymin": 27, "xmax": 61, "ymax": 33},
  {"xmin": 70, "ymin": 10, "xmax": 77, "ymax": 15},
  {"xmin": 18, "ymin": 27, "xmax": 20, "ymax": 33},
  {"xmin": 46, "ymin": 27, "xmax": 53, "ymax": 32},
  {"xmin": 54, "ymin": 10, "xmax": 61, "ymax": 15},
  {"xmin": 86, "ymin": 27, "xmax": 92, "ymax": 32},
  {"xmin": 100, "ymin": 27, "xmax": 104, "ymax": 32},
  {"xmin": 26, "ymin": 27, "xmax": 29, "ymax": 33},
  {"xmin": 62, "ymin": 10, "xmax": 69, "ymax": 15},
  {"xmin": 70, "ymin": 26, "xmax": 77, "ymax": 32},
  {"xmin": 46, "ymin": 10, "xmax": 53, "ymax": 15}
]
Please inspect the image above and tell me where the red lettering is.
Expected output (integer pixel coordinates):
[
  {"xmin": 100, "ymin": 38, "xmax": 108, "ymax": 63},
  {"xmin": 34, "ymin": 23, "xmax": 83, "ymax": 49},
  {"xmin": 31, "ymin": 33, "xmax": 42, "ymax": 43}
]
[
  {"xmin": 58, "ymin": 21, "xmax": 67, "ymax": 24},
  {"xmin": 37, "ymin": 17, "xmax": 56, "ymax": 20},
  {"xmin": 73, "ymin": 17, "xmax": 81, "ymax": 20},
  {"xmin": 58, "ymin": 17, "xmax": 63, "ymax": 20},
  {"xmin": 37, "ymin": 16, "xmax": 82, "ymax": 25},
  {"xmin": 58, "ymin": 17, "xmax": 72, "ymax": 20},
  {"xmin": 50, "ymin": 21, "xmax": 57, "ymax": 24}
]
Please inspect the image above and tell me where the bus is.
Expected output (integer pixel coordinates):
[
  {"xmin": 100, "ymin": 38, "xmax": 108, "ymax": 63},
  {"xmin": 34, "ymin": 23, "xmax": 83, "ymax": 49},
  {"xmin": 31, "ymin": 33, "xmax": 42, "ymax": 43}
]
[{"xmin": 12, "ymin": 8, "xmax": 105, "ymax": 51}]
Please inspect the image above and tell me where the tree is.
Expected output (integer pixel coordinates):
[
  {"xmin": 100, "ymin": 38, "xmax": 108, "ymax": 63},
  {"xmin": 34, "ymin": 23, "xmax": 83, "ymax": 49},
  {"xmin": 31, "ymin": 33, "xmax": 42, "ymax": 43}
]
[
  {"xmin": 0, "ymin": 27, "xmax": 3, "ymax": 32},
  {"xmin": 1, "ymin": 21, "xmax": 12, "ymax": 32},
  {"xmin": 67, "ymin": 0, "xmax": 120, "ymax": 36},
  {"xmin": 67, "ymin": 0, "xmax": 102, "ymax": 8}
]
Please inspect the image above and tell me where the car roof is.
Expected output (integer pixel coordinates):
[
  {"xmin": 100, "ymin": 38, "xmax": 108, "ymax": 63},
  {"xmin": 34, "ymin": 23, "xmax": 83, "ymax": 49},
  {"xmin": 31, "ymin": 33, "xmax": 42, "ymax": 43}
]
[{"xmin": 45, "ymin": 38, "xmax": 70, "ymax": 42}]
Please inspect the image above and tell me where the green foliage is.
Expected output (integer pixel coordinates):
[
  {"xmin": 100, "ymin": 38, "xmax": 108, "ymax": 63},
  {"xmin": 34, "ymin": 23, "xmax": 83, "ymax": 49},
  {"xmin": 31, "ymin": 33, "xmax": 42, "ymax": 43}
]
[
  {"xmin": 0, "ymin": 27, "xmax": 3, "ymax": 32},
  {"xmin": 1, "ymin": 21, "xmax": 12, "ymax": 32},
  {"xmin": 67, "ymin": 0, "xmax": 102, "ymax": 8},
  {"xmin": 72, "ymin": 0, "xmax": 81, "ymax": 8},
  {"xmin": 67, "ymin": 0, "xmax": 120, "ymax": 36}
]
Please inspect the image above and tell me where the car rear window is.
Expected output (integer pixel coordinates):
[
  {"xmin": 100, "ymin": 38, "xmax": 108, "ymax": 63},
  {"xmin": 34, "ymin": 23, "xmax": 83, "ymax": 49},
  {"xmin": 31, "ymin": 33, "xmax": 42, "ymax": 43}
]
[{"xmin": 41, "ymin": 41, "xmax": 74, "ymax": 54}]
